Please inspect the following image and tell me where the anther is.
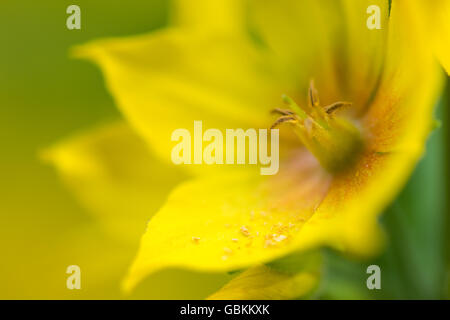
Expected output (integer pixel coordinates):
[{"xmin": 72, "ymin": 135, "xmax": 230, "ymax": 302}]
[
  {"xmin": 324, "ymin": 101, "xmax": 352, "ymax": 114},
  {"xmin": 270, "ymin": 115, "xmax": 297, "ymax": 129},
  {"xmin": 271, "ymin": 108, "xmax": 294, "ymax": 116},
  {"xmin": 308, "ymin": 80, "xmax": 320, "ymax": 107}
]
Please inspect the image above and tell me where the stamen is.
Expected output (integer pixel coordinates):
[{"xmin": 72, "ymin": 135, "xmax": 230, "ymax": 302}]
[
  {"xmin": 271, "ymin": 108, "xmax": 294, "ymax": 116},
  {"xmin": 308, "ymin": 80, "xmax": 320, "ymax": 107},
  {"xmin": 270, "ymin": 115, "xmax": 297, "ymax": 129},
  {"xmin": 324, "ymin": 101, "xmax": 352, "ymax": 114},
  {"xmin": 270, "ymin": 81, "xmax": 363, "ymax": 172}
]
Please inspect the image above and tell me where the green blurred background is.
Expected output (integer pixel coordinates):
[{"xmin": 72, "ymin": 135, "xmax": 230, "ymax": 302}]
[{"xmin": 0, "ymin": 1, "xmax": 448, "ymax": 299}]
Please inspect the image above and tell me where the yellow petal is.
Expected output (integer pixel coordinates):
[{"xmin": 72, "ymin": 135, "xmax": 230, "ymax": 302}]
[
  {"xmin": 42, "ymin": 122, "xmax": 186, "ymax": 244},
  {"xmin": 208, "ymin": 265, "xmax": 318, "ymax": 300},
  {"xmin": 247, "ymin": 0, "xmax": 390, "ymax": 111},
  {"xmin": 306, "ymin": 0, "xmax": 444, "ymax": 256},
  {"xmin": 0, "ymin": 222, "xmax": 129, "ymax": 298},
  {"xmin": 130, "ymin": 268, "xmax": 232, "ymax": 299},
  {"xmin": 364, "ymin": 0, "xmax": 444, "ymax": 156},
  {"xmin": 123, "ymin": 151, "xmax": 333, "ymax": 292},
  {"xmin": 408, "ymin": 0, "xmax": 450, "ymax": 74},
  {"xmin": 433, "ymin": 3, "xmax": 450, "ymax": 74},
  {"xmin": 172, "ymin": 0, "xmax": 244, "ymax": 33},
  {"xmin": 318, "ymin": 0, "xmax": 444, "ymax": 255},
  {"xmin": 208, "ymin": 252, "xmax": 321, "ymax": 300},
  {"xmin": 73, "ymin": 30, "xmax": 291, "ymax": 168}
]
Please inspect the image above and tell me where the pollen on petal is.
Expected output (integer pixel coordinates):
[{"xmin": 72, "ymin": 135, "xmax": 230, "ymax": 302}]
[
  {"xmin": 240, "ymin": 226, "xmax": 250, "ymax": 237},
  {"xmin": 223, "ymin": 247, "xmax": 233, "ymax": 254},
  {"xmin": 273, "ymin": 234, "xmax": 287, "ymax": 242}
]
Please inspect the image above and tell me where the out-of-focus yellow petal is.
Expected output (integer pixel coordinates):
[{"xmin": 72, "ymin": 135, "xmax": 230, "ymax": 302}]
[
  {"xmin": 433, "ymin": 3, "xmax": 450, "ymax": 74},
  {"xmin": 172, "ymin": 0, "xmax": 244, "ymax": 33},
  {"xmin": 339, "ymin": 0, "xmax": 389, "ymax": 110},
  {"xmin": 0, "ymin": 221, "xmax": 129, "ymax": 299},
  {"xmin": 42, "ymin": 122, "xmax": 231, "ymax": 299},
  {"xmin": 42, "ymin": 122, "xmax": 186, "ymax": 244},
  {"xmin": 208, "ymin": 252, "xmax": 321, "ymax": 300},
  {"xmin": 73, "ymin": 30, "xmax": 291, "ymax": 167},
  {"xmin": 364, "ymin": 0, "xmax": 444, "ymax": 157},
  {"xmin": 247, "ymin": 0, "xmax": 389, "ymax": 111},
  {"xmin": 406, "ymin": 0, "xmax": 450, "ymax": 74},
  {"xmin": 130, "ymin": 268, "xmax": 231, "ymax": 299},
  {"xmin": 208, "ymin": 265, "xmax": 319, "ymax": 300}
]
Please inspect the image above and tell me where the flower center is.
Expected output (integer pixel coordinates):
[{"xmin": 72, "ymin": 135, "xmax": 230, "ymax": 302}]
[{"xmin": 272, "ymin": 80, "xmax": 363, "ymax": 173}]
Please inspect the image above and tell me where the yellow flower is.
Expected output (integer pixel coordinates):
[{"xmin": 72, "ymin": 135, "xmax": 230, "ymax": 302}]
[{"xmin": 50, "ymin": 0, "xmax": 444, "ymax": 298}]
